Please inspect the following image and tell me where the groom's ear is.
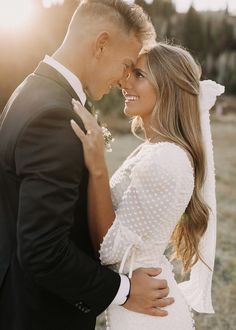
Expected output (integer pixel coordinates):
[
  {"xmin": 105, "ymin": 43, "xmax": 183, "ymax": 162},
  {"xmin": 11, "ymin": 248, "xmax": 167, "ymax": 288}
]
[{"xmin": 94, "ymin": 31, "xmax": 110, "ymax": 59}]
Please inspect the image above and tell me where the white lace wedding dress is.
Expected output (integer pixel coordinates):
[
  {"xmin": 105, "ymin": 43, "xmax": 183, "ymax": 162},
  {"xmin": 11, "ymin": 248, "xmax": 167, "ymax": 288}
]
[{"xmin": 99, "ymin": 141, "xmax": 196, "ymax": 330}]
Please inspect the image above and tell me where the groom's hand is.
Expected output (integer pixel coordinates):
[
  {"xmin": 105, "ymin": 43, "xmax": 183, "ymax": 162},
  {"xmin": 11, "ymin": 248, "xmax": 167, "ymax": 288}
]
[{"xmin": 123, "ymin": 267, "xmax": 174, "ymax": 317}]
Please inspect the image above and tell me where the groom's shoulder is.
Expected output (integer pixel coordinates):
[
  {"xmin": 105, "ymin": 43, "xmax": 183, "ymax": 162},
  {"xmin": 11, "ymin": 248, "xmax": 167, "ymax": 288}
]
[
  {"xmin": 2, "ymin": 70, "xmax": 76, "ymax": 131},
  {"xmin": 9, "ymin": 61, "xmax": 78, "ymax": 114},
  {"xmin": 17, "ymin": 70, "xmax": 73, "ymax": 113},
  {"xmin": 0, "ymin": 69, "xmax": 80, "ymax": 153}
]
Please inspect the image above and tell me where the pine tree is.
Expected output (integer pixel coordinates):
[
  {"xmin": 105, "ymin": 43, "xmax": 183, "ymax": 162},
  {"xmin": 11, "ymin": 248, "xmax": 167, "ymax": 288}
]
[{"xmin": 182, "ymin": 6, "xmax": 204, "ymax": 58}]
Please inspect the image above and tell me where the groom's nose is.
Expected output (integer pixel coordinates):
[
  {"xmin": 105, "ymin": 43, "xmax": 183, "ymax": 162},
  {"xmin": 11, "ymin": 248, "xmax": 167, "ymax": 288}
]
[{"xmin": 118, "ymin": 72, "xmax": 131, "ymax": 90}]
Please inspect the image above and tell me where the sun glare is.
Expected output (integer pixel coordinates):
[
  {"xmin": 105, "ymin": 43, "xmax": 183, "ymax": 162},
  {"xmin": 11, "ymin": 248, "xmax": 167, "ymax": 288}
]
[
  {"xmin": 42, "ymin": 0, "xmax": 64, "ymax": 8},
  {"xmin": 0, "ymin": 0, "xmax": 32, "ymax": 29}
]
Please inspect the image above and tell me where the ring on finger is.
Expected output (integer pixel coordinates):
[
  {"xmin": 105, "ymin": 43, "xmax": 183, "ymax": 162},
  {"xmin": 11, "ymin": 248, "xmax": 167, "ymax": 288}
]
[{"xmin": 86, "ymin": 129, "xmax": 93, "ymax": 135}]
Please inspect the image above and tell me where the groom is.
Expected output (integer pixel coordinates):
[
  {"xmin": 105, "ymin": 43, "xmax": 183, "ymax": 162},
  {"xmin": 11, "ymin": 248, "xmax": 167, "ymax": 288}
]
[{"xmin": 0, "ymin": 1, "xmax": 173, "ymax": 329}]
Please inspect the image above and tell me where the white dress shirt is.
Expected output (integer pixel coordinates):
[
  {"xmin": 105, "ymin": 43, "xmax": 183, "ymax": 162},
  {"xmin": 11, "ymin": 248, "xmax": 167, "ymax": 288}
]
[{"xmin": 42, "ymin": 55, "xmax": 130, "ymax": 305}]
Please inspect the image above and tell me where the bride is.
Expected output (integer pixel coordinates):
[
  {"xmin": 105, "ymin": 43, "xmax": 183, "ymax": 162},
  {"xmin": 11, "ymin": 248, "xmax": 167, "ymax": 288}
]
[{"xmin": 70, "ymin": 42, "xmax": 224, "ymax": 329}]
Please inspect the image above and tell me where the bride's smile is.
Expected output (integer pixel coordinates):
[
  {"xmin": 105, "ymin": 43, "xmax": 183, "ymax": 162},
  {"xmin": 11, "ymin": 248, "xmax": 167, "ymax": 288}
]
[{"xmin": 122, "ymin": 55, "xmax": 157, "ymax": 121}]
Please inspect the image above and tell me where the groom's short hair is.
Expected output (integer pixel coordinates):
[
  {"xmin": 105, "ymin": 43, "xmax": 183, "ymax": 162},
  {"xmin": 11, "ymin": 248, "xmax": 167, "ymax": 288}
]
[{"xmin": 70, "ymin": 0, "xmax": 156, "ymax": 47}]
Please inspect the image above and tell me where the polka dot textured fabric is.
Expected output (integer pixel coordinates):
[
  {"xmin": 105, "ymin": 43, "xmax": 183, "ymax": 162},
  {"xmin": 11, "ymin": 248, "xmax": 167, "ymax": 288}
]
[{"xmin": 100, "ymin": 142, "xmax": 196, "ymax": 330}]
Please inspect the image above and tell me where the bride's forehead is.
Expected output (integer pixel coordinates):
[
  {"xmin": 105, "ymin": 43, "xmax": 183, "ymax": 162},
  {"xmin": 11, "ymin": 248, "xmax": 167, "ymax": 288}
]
[{"xmin": 135, "ymin": 54, "xmax": 147, "ymax": 68}]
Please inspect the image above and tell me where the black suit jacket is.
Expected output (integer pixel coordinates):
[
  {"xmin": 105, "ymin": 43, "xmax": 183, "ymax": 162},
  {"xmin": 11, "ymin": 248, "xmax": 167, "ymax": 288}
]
[{"xmin": 0, "ymin": 62, "xmax": 120, "ymax": 330}]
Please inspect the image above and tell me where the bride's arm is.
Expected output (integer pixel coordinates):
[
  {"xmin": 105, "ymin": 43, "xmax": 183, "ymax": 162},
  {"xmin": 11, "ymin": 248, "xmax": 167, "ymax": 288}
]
[{"xmin": 70, "ymin": 100, "xmax": 115, "ymax": 253}]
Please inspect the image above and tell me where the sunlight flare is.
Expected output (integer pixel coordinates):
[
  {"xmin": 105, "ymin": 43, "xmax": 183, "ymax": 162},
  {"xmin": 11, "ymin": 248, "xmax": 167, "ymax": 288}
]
[
  {"xmin": 0, "ymin": 0, "xmax": 32, "ymax": 29},
  {"xmin": 42, "ymin": 0, "xmax": 64, "ymax": 8}
]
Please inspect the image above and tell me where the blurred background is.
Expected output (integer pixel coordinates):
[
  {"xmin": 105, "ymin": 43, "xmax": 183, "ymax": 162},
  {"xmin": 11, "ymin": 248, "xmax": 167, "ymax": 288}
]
[{"xmin": 0, "ymin": 0, "xmax": 235, "ymax": 329}]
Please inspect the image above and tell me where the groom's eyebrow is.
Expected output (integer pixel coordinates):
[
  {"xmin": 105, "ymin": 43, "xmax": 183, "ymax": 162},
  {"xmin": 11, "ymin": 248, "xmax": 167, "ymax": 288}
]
[{"xmin": 125, "ymin": 59, "xmax": 135, "ymax": 68}]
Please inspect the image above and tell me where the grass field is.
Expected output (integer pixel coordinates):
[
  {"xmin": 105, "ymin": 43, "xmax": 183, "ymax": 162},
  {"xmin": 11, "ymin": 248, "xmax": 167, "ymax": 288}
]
[{"xmin": 96, "ymin": 114, "xmax": 236, "ymax": 330}]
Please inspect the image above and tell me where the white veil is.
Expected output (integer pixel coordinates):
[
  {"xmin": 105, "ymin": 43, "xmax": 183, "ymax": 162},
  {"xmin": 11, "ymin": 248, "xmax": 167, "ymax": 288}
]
[{"xmin": 178, "ymin": 80, "xmax": 225, "ymax": 313}]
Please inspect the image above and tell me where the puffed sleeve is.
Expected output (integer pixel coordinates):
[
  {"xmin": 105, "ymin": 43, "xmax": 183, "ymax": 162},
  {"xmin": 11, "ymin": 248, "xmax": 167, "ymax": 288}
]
[{"xmin": 100, "ymin": 144, "xmax": 194, "ymax": 268}]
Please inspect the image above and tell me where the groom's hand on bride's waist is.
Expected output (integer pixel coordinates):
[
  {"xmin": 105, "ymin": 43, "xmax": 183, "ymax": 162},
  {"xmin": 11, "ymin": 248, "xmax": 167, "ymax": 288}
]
[{"xmin": 122, "ymin": 267, "xmax": 174, "ymax": 317}]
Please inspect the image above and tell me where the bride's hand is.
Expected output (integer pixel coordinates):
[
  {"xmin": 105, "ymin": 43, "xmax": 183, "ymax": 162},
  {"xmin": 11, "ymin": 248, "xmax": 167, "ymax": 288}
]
[{"xmin": 70, "ymin": 99, "xmax": 106, "ymax": 174}]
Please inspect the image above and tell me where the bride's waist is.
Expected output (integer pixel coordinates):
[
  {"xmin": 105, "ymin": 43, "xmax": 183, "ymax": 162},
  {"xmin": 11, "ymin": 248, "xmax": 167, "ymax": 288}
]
[{"xmin": 112, "ymin": 253, "xmax": 174, "ymax": 276}]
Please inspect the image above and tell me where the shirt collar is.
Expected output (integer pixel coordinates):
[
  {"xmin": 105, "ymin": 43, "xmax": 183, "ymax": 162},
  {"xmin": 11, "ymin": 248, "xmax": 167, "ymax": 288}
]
[{"xmin": 43, "ymin": 55, "xmax": 86, "ymax": 106}]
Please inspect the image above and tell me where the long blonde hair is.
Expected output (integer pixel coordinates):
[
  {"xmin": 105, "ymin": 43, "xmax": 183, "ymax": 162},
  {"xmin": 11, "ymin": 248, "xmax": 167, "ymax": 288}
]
[{"xmin": 132, "ymin": 43, "xmax": 210, "ymax": 272}]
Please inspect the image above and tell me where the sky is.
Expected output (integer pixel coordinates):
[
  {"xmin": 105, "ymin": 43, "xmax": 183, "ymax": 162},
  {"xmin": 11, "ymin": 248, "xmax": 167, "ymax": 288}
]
[
  {"xmin": 127, "ymin": 0, "xmax": 236, "ymax": 14},
  {"xmin": 173, "ymin": 0, "xmax": 236, "ymax": 14},
  {"xmin": 0, "ymin": 0, "xmax": 235, "ymax": 30}
]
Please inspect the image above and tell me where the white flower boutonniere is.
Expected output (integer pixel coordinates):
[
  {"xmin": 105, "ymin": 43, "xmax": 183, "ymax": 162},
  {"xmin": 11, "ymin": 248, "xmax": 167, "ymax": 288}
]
[
  {"xmin": 89, "ymin": 102, "xmax": 115, "ymax": 152},
  {"xmin": 101, "ymin": 126, "xmax": 115, "ymax": 152}
]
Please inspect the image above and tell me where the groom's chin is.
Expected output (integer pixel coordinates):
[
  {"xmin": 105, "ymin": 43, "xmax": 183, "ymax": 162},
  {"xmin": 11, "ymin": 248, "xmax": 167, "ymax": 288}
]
[
  {"xmin": 93, "ymin": 94, "xmax": 104, "ymax": 101},
  {"xmin": 86, "ymin": 89, "xmax": 104, "ymax": 102}
]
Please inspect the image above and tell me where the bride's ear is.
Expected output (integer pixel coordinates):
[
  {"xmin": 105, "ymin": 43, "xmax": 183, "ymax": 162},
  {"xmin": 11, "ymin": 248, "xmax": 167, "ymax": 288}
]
[{"xmin": 94, "ymin": 32, "xmax": 110, "ymax": 59}]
